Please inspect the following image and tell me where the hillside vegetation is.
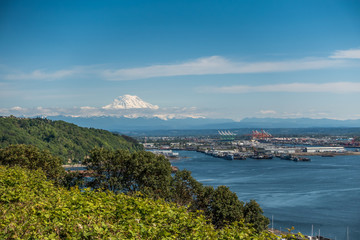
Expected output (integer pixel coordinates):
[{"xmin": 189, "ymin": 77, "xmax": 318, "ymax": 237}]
[
  {"xmin": 0, "ymin": 116, "xmax": 143, "ymax": 163},
  {"xmin": 0, "ymin": 166, "xmax": 279, "ymax": 239}
]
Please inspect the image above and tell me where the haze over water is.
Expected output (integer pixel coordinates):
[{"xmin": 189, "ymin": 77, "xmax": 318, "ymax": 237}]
[{"xmin": 174, "ymin": 151, "xmax": 360, "ymax": 240}]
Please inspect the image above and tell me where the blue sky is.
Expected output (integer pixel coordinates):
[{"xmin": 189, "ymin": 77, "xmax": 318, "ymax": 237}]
[{"xmin": 1, "ymin": 0, "xmax": 360, "ymax": 120}]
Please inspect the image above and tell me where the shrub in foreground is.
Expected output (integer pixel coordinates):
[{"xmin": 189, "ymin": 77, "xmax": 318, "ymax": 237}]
[{"xmin": 0, "ymin": 166, "xmax": 278, "ymax": 239}]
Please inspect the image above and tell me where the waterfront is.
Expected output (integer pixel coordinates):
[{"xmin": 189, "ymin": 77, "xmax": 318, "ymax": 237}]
[{"xmin": 173, "ymin": 151, "xmax": 360, "ymax": 240}]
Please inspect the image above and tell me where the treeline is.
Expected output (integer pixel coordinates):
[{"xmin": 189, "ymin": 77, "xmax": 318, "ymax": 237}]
[{"xmin": 0, "ymin": 116, "xmax": 143, "ymax": 163}]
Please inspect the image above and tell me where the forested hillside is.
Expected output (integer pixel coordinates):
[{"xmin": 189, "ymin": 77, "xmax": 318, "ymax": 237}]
[{"xmin": 0, "ymin": 116, "xmax": 143, "ymax": 163}]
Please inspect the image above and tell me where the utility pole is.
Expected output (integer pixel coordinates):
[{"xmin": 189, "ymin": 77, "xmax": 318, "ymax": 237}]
[{"xmin": 311, "ymin": 224, "xmax": 313, "ymax": 238}]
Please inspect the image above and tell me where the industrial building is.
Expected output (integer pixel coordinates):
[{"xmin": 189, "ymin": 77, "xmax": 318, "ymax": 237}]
[{"xmin": 304, "ymin": 147, "xmax": 345, "ymax": 153}]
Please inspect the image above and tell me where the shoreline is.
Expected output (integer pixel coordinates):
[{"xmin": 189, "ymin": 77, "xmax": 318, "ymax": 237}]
[
  {"xmin": 296, "ymin": 151, "xmax": 360, "ymax": 156},
  {"xmin": 62, "ymin": 164, "xmax": 85, "ymax": 168}
]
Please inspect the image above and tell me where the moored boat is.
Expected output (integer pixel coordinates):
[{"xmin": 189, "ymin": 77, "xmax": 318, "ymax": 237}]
[
  {"xmin": 250, "ymin": 154, "xmax": 273, "ymax": 160},
  {"xmin": 293, "ymin": 156, "xmax": 311, "ymax": 162},
  {"xmin": 233, "ymin": 153, "xmax": 247, "ymax": 160}
]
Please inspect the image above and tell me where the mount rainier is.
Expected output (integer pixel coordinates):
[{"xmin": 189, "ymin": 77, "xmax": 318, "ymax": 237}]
[{"xmin": 102, "ymin": 95, "xmax": 159, "ymax": 110}]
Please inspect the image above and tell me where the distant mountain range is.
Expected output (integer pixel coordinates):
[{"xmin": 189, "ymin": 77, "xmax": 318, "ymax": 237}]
[
  {"xmin": 4, "ymin": 94, "xmax": 360, "ymax": 132},
  {"xmin": 47, "ymin": 115, "xmax": 360, "ymax": 132}
]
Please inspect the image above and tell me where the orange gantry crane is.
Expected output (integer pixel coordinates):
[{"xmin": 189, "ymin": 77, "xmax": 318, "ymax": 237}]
[{"xmin": 250, "ymin": 129, "xmax": 272, "ymax": 139}]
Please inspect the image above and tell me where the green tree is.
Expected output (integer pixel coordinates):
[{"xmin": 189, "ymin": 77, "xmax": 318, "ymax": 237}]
[
  {"xmin": 83, "ymin": 147, "xmax": 129, "ymax": 192},
  {"xmin": 83, "ymin": 148, "xmax": 270, "ymax": 231},
  {"xmin": 170, "ymin": 169, "xmax": 204, "ymax": 206},
  {"xmin": 243, "ymin": 199, "xmax": 270, "ymax": 232},
  {"xmin": 193, "ymin": 185, "xmax": 215, "ymax": 216},
  {"xmin": 122, "ymin": 151, "xmax": 172, "ymax": 198},
  {"xmin": 61, "ymin": 170, "xmax": 86, "ymax": 189},
  {"xmin": 170, "ymin": 173, "xmax": 248, "ymax": 230},
  {"xmin": 210, "ymin": 185, "xmax": 245, "ymax": 228},
  {"xmin": 0, "ymin": 144, "xmax": 65, "ymax": 183},
  {"xmin": 83, "ymin": 148, "xmax": 172, "ymax": 198}
]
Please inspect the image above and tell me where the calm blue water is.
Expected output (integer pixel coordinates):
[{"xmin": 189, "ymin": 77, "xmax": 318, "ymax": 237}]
[{"xmin": 173, "ymin": 151, "xmax": 360, "ymax": 240}]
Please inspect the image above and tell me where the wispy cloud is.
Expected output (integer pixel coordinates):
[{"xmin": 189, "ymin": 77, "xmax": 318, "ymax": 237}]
[
  {"xmin": 102, "ymin": 56, "xmax": 344, "ymax": 81},
  {"xmin": 204, "ymin": 82, "xmax": 360, "ymax": 94},
  {"xmin": 259, "ymin": 110, "xmax": 277, "ymax": 115},
  {"xmin": 102, "ymin": 56, "xmax": 229, "ymax": 80},
  {"xmin": 329, "ymin": 48, "xmax": 360, "ymax": 59},
  {"xmin": 1, "ymin": 48, "xmax": 358, "ymax": 81},
  {"xmin": 5, "ymin": 69, "xmax": 78, "ymax": 80},
  {"xmin": 2, "ymin": 65, "xmax": 100, "ymax": 81}
]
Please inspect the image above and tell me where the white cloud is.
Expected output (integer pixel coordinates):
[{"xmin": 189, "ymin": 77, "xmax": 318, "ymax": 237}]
[
  {"xmin": 153, "ymin": 114, "xmax": 205, "ymax": 120},
  {"xmin": 5, "ymin": 69, "xmax": 78, "ymax": 80},
  {"xmin": 3, "ymin": 56, "xmax": 344, "ymax": 81},
  {"xmin": 0, "ymin": 105, "xmax": 204, "ymax": 120},
  {"xmin": 329, "ymin": 48, "xmax": 360, "ymax": 59},
  {"xmin": 11, "ymin": 106, "xmax": 24, "ymax": 111},
  {"xmin": 102, "ymin": 56, "xmax": 343, "ymax": 81},
  {"xmin": 80, "ymin": 106, "xmax": 97, "ymax": 110},
  {"xmin": 280, "ymin": 112, "xmax": 305, "ymax": 118},
  {"xmin": 206, "ymin": 82, "xmax": 360, "ymax": 94},
  {"xmin": 2, "ymin": 65, "xmax": 103, "ymax": 81},
  {"xmin": 2, "ymin": 48, "xmax": 358, "ymax": 81},
  {"xmin": 259, "ymin": 110, "xmax": 277, "ymax": 115}
]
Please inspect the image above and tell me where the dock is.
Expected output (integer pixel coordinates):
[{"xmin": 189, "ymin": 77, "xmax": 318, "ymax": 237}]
[{"xmin": 296, "ymin": 151, "xmax": 360, "ymax": 156}]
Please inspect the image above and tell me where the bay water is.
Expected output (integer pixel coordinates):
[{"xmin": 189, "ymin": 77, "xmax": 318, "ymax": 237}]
[{"xmin": 173, "ymin": 151, "xmax": 360, "ymax": 240}]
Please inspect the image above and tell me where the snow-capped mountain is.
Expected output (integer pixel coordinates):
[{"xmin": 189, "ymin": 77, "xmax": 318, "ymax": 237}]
[{"xmin": 102, "ymin": 95, "xmax": 159, "ymax": 110}]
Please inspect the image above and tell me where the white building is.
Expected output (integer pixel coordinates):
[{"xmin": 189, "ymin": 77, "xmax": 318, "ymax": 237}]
[
  {"xmin": 143, "ymin": 143, "xmax": 155, "ymax": 148},
  {"xmin": 150, "ymin": 150, "xmax": 179, "ymax": 157},
  {"xmin": 273, "ymin": 148, "xmax": 297, "ymax": 154},
  {"xmin": 304, "ymin": 147, "xmax": 345, "ymax": 153}
]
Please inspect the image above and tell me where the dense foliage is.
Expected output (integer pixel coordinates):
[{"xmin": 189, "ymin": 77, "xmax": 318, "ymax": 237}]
[
  {"xmin": 0, "ymin": 116, "xmax": 143, "ymax": 163},
  {"xmin": 84, "ymin": 148, "xmax": 172, "ymax": 198},
  {"xmin": 0, "ymin": 144, "xmax": 65, "ymax": 184},
  {"xmin": 82, "ymin": 148, "xmax": 269, "ymax": 232},
  {"xmin": 0, "ymin": 166, "xmax": 279, "ymax": 239},
  {"xmin": 170, "ymin": 170, "xmax": 269, "ymax": 232}
]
